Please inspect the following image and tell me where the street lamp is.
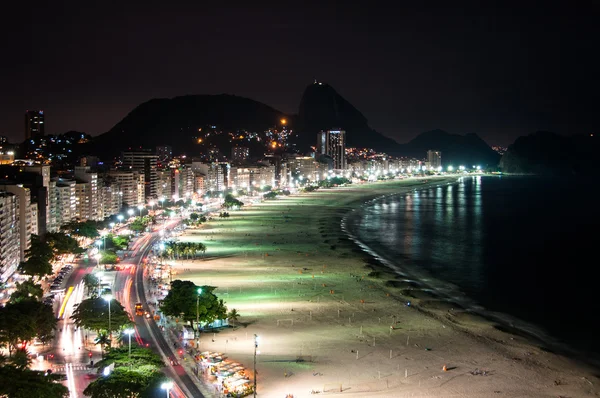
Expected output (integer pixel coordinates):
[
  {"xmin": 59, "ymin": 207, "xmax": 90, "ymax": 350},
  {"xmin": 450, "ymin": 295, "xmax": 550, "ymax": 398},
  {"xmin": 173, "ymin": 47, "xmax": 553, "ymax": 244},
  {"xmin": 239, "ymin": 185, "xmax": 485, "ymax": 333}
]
[
  {"xmin": 253, "ymin": 334, "xmax": 259, "ymax": 398},
  {"xmin": 196, "ymin": 288, "xmax": 203, "ymax": 343},
  {"xmin": 94, "ymin": 253, "xmax": 101, "ymax": 269},
  {"xmin": 117, "ymin": 214, "xmax": 124, "ymax": 223},
  {"xmin": 161, "ymin": 381, "xmax": 173, "ymax": 397},
  {"xmin": 127, "ymin": 208, "xmax": 134, "ymax": 218},
  {"xmin": 109, "ymin": 222, "xmax": 115, "ymax": 231},
  {"xmin": 124, "ymin": 328, "xmax": 134, "ymax": 364},
  {"xmin": 103, "ymin": 294, "xmax": 113, "ymax": 342},
  {"xmin": 100, "ymin": 230, "xmax": 107, "ymax": 248},
  {"xmin": 137, "ymin": 204, "xmax": 144, "ymax": 217}
]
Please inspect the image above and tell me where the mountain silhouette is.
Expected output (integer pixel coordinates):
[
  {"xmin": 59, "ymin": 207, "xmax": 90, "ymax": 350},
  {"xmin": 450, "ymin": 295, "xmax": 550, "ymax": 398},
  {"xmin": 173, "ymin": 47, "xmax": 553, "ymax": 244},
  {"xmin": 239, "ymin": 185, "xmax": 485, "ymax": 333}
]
[
  {"xmin": 398, "ymin": 129, "xmax": 501, "ymax": 167},
  {"xmin": 500, "ymin": 131, "xmax": 599, "ymax": 175},
  {"xmin": 296, "ymin": 81, "xmax": 402, "ymax": 153},
  {"xmin": 93, "ymin": 94, "xmax": 289, "ymax": 157}
]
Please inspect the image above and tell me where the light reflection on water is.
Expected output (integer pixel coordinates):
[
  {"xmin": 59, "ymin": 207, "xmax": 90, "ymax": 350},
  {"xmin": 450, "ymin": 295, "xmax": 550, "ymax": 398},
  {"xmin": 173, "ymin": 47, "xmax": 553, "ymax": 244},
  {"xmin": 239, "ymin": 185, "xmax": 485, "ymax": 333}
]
[{"xmin": 349, "ymin": 175, "xmax": 600, "ymax": 356}]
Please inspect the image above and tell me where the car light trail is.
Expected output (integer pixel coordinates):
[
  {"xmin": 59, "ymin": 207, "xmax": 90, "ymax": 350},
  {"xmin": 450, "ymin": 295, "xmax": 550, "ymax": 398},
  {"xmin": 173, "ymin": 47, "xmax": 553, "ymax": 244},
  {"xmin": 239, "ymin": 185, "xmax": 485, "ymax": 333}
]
[{"xmin": 58, "ymin": 286, "xmax": 74, "ymax": 319}]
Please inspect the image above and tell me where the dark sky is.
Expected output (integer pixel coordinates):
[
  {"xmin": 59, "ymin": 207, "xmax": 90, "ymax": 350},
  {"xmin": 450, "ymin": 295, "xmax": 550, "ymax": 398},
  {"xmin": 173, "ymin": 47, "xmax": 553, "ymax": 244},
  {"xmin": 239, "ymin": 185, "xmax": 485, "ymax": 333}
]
[{"xmin": 1, "ymin": 0, "xmax": 598, "ymax": 146}]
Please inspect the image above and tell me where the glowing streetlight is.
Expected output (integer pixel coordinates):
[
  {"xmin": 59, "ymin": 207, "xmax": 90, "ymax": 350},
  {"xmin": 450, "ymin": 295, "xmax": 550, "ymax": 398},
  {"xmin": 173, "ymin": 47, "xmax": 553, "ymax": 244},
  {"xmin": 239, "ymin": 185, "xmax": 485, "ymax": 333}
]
[
  {"xmin": 117, "ymin": 214, "xmax": 124, "ymax": 223},
  {"xmin": 161, "ymin": 381, "xmax": 173, "ymax": 397},
  {"xmin": 103, "ymin": 294, "xmax": 113, "ymax": 341},
  {"xmin": 127, "ymin": 208, "xmax": 134, "ymax": 218},
  {"xmin": 109, "ymin": 222, "xmax": 115, "ymax": 230},
  {"xmin": 124, "ymin": 328, "xmax": 135, "ymax": 363},
  {"xmin": 137, "ymin": 204, "xmax": 144, "ymax": 217}
]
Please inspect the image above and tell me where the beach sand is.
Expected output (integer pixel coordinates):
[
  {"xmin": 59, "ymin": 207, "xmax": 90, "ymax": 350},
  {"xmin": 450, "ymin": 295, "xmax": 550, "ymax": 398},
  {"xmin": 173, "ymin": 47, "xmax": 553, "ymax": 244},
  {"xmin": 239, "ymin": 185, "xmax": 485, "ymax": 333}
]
[{"xmin": 167, "ymin": 177, "xmax": 599, "ymax": 398}]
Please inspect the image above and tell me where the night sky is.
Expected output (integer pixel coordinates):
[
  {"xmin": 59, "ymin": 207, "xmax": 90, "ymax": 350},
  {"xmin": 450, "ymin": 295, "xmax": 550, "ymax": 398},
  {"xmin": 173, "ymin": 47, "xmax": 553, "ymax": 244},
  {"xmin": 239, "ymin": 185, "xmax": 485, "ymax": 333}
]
[{"xmin": 1, "ymin": 1, "xmax": 598, "ymax": 146}]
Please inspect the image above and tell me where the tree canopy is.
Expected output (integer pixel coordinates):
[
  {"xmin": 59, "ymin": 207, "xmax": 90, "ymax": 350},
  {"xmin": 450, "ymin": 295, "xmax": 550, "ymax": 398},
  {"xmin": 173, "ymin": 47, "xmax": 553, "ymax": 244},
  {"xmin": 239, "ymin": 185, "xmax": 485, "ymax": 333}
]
[
  {"xmin": 0, "ymin": 364, "xmax": 68, "ymax": 398},
  {"xmin": 61, "ymin": 220, "xmax": 100, "ymax": 239},
  {"xmin": 223, "ymin": 194, "xmax": 244, "ymax": 209},
  {"xmin": 0, "ymin": 299, "xmax": 56, "ymax": 354},
  {"xmin": 18, "ymin": 235, "xmax": 53, "ymax": 277},
  {"xmin": 9, "ymin": 281, "xmax": 43, "ymax": 303},
  {"xmin": 83, "ymin": 367, "xmax": 165, "ymax": 398},
  {"xmin": 46, "ymin": 232, "xmax": 85, "ymax": 256},
  {"xmin": 160, "ymin": 281, "xmax": 227, "ymax": 327},
  {"xmin": 83, "ymin": 274, "xmax": 100, "ymax": 297},
  {"xmin": 96, "ymin": 346, "xmax": 164, "ymax": 370},
  {"xmin": 71, "ymin": 297, "xmax": 132, "ymax": 333}
]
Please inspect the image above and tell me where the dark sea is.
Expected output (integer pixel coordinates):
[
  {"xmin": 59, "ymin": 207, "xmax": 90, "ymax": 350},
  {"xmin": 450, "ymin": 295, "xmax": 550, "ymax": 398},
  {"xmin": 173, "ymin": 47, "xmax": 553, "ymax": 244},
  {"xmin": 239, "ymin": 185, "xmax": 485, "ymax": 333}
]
[{"xmin": 345, "ymin": 176, "xmax": 600, "ymax": 359}]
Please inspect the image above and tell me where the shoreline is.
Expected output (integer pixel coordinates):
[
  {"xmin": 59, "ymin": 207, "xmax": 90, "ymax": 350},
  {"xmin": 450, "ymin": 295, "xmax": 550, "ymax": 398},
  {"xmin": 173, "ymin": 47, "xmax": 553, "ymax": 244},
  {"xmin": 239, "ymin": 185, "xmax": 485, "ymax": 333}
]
[
  {"xmin": 341, "ymin": 176, "xmax": 600, "ymax": 370},
  {"xmin": 169, "ymin": 177, "xmax": 599, "ymax": 398}
]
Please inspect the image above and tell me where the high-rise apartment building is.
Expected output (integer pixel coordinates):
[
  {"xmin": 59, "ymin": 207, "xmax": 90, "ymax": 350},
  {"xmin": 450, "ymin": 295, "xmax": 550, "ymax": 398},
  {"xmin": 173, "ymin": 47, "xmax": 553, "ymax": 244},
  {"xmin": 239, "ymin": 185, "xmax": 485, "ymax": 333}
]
[
  {"xmin": 0, "ymin": 165, "xmax": 49, "ymax": 237},
  {"xmin": 317, "ymin": 130, "xmax": 346, "ymax": 170},
  {"xmin": 0, "ymin": 185, "xmax": 36, "ymax": 262},
  {"xmin": 156, "ymin": 170, "xmax": 172, "ymax": 199},
  {"xmin": 106, "ymin": 171, "xmax": 143, "ymax": 207},
  {"xmin": 191, "ymin": 162, "xmax": 228, "ymax": 192},
  {"xmin": 74, "ymin": 166, "xmax": 100, "ymax": 221},
  {"xmin": 172, "ymin": 167, "xmax": 195, "ymax": 200},
  {"xmin": 0, "ymin": 191, "xmax": 20, "ymax": 282},
  {"xmin": 287, "ymin": 156, "xmax": 322, "ymax": 182},
  {"xmin": 25, "ymin": 110, "xmax": 45, "ymax": 140},
  {"xmin": 48, "ymin": 178, "xmax": 77, "ymax": 231},
  {"xmin": 122, "ymin": 149, "xmax": 158, "ymax": 199},
  {"xmin": 427, "ymin": 150, "xmax": 442, "ymax": 170},
  {"xmin": 98, "ymin": 177, "xmax": 122, "ymax": 219}
]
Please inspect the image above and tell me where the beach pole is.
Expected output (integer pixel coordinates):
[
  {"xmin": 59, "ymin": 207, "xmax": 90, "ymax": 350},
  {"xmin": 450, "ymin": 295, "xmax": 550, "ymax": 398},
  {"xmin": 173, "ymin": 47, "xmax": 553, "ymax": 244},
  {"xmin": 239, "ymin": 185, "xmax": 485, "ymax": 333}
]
[
  {"xmin": 356, "ymin": 350, "xmax": 359, "ymax": 360},
  {"xmin": 405, "ymin": 369, "xmax": 407, "ymax": 378},
  {"xmin": 406, "ymin": 335, "xmax": 409, "ymax": 346}
]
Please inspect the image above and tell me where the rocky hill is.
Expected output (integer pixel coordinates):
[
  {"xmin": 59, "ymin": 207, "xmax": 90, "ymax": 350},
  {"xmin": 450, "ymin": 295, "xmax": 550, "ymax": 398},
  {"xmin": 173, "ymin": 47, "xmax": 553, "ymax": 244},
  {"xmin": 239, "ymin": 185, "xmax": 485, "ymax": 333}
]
[
  {"xmin": 93, "ymin": 94, "xmax": 289, "ymax": 157},
  {"xmin": 500, "ymin": 131, "xmax": 599, "ymax": 175},
  {"xmin": 296, "ymin": 81, "xmax": 403, "ymax": 153},
  {"xmin": 398, "ymin": 129, "xmax": 501, "ymax": 168}
]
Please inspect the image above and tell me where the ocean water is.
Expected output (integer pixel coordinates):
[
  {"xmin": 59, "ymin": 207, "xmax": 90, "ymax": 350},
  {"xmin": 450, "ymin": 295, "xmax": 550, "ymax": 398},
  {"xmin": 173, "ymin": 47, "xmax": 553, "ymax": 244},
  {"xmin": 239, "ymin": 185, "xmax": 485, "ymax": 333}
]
[{"xmin": 345, "ymin": 176, "xmax": 600, "ymax": 357}]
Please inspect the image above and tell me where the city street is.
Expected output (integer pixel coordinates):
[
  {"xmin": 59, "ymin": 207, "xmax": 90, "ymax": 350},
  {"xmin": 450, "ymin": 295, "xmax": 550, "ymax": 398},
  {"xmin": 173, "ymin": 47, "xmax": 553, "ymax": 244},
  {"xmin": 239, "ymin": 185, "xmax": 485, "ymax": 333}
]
[{"xmin": 111, "ymin": 219, "xmax": 206, "ymax": 398}]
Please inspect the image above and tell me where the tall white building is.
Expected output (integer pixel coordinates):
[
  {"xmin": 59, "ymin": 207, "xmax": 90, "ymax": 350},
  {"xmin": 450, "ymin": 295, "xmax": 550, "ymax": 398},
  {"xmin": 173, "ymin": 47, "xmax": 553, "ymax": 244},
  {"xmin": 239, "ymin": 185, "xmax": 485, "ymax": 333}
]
[
  {"xmin": 427, "ymin": 150, "xmax": 442, "ymax": 170},
  {"xmin": 317, "ymin": 130, "xmax": 346, "ymax": 170},
  {"xmin": 122, "ymin": 150, "xmax": 158, "ymax": 199},
  {"xmin": 0, "ymin": 191, "xmax": 20, "ymax": 282},
  {"xmin": 106, "ymin": 171, "xmax": 144, "ymax": 207},
  {"xmin": 98, "ymin": 177, "xmax": 122, "ymax": 219},
  {"xmin": 0, "ymin": 185, "xmax": 36, "ymax": 262},
  {"xmin": 287, "ymin": 156, "xmax": 322, "ymax": 182},
  {"xmin": 229, "ymin": 165, "xmax": 276, "ymax": 190},
  {"xmin": 74, "ymin": 166, "xmax": 100, "ymax": 221},
  {"xmin": 191, "ymin": 162, "xmax": 228, "ymax": 192},
  {"xmin": 48, "ymin": 178, "xmax": 77, "ymax": 231}
]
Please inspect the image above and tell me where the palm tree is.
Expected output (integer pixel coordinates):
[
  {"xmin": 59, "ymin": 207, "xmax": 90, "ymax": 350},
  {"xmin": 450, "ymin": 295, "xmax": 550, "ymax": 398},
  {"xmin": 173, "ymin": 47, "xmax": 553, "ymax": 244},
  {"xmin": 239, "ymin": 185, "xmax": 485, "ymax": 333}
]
[
  {"xmin": 82, "ymin": 274, "xmax": 100, "ymax": 297},
  {"xmin": 94, "ymin": 332, "xmax": 111, "ymax": 359},
  {"xmin": 228, "ymin": 309, "xmax": 240, "ymax": 328}
]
